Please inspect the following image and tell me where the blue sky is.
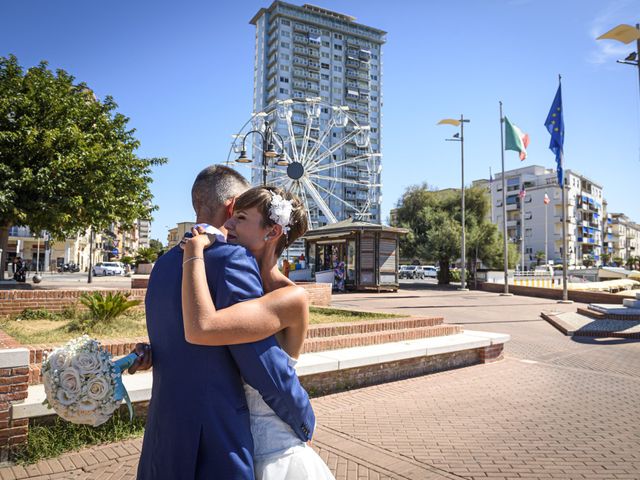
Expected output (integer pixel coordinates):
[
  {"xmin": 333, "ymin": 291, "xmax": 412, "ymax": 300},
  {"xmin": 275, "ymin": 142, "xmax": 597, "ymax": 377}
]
[{"xmin": 2, "ymin": 0, "xmax": 639, "ymax": 242}]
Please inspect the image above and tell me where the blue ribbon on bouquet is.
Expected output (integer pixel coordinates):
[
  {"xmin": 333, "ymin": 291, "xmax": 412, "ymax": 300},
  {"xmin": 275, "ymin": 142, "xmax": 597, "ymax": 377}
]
[{"xmin": 112, "ymin": 352, "xmax": 138, "ymax": 421}]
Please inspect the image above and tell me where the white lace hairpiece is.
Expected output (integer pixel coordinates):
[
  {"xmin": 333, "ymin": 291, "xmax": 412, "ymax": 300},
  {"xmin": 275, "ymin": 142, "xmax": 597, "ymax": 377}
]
[{"xmin": 269, "ymin": 191, "xmax": 293, "ymax": 235}]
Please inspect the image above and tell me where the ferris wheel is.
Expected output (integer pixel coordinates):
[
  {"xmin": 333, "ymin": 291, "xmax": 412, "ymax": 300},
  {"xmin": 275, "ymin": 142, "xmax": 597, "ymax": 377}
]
[{"xmin": 227, "ymin": 97, "xmax": 381, "ymax": 230}]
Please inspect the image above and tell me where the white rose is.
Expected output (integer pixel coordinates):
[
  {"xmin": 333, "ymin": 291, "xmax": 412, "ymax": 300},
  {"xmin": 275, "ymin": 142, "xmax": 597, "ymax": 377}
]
[
  {"xmin": 47, "ymin": 351, "xmax": 70, "ymax": 371},
  {"xmin": 86, "ymin": 377, "xmax": 110, "ymax": 401},
  {"xmin": 78, "ymin": 398, "xmax": 98, "ymax": 412},
  {"xmin": 59, "ymin": 367, "xmax": 81, "ymax": 395},
  {"xmin": 72, "ymin": 352, "xmax": 103, "ymax": 375},
  {"xmin": 56, "ymin": 388, "xmax": 77, "ymax": 406}
]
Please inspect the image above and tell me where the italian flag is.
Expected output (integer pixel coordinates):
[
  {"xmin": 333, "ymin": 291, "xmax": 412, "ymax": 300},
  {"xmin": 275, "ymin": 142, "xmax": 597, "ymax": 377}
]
[{"xmin": 504, "ymin": 116, "xmax": 530, "ymax": 161}]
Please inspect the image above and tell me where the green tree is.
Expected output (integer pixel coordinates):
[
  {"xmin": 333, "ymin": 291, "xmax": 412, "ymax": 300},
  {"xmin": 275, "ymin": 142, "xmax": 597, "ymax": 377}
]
[
  {"xmin": 396, "ymin": 184, "xmax": 508, "ymax": 285},
  {"xmin": 149, "ymin": 238, "xmax": 164, "ymax": 253},
  {"xmin": 613, "ymin": 256, "xmax": 624, "ymax": 267},
  {"xmin": 534, "ymin": 251, "xmax": 545, "ymax": 266},
  {"xmin": 0, "ymin": 55, "xmax": 166, "ymax": 279},
  {"xmin": 135, "ymin": 247, "xmax": 159, "ymax": 265},
  {"xmin": 601, "ymin": 252, "xmax": 611, "ymax": 266}
]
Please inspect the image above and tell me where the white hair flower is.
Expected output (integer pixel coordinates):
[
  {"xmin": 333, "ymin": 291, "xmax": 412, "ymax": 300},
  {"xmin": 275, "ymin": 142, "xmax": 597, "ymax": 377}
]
[{"xmin": 269, "ymin": 192, "xmax": 293, "ymax": 235}]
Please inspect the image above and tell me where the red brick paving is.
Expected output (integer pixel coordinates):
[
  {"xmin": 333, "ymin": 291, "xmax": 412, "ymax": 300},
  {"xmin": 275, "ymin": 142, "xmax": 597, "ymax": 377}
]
[{"xmin": 2, "ymin": 287, "xmax": 639, "ymax": 479}]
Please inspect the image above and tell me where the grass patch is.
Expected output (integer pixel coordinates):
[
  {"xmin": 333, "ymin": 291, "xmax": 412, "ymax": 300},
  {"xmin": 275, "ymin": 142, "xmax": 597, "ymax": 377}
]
[
  {"xmin": 0, "ymin": 307, "xmax": 399, "ymax": 344},
  {"xmin": 0, "ymin": 311, "xmax": 147, "ymax": 345},
  {"xmin": 13, "ymin": 411, "xmax": 146, "ymax": 465},
  {"xmin": 309, "ymin": 306, "xmax": 400, "ymax": 324}
]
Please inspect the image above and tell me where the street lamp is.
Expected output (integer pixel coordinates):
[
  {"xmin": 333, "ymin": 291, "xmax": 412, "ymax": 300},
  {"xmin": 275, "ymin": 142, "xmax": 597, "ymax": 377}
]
[
  {"xmin": 235, "ymin": 121, "xmax": 287, "ymax": 186},
  {"xmin": 438, "ymin": 115, "xmax": 471, "ymax": 290},
  {"xmin": 597, "ymin": 23, "xmax": 640, "ymax": 101}
]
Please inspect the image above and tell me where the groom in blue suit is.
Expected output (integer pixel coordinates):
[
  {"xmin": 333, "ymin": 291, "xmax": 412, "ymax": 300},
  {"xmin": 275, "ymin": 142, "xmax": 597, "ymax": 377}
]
[{"xmin": 135, "ymin": 165, "xmax": 315, "ymax": 479}]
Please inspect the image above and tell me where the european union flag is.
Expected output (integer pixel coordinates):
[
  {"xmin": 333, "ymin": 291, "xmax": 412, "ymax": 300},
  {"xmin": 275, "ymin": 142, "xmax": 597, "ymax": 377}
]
[{"xmin": 544, "ymin": 84, "xmax": 564, "ymax": 185}]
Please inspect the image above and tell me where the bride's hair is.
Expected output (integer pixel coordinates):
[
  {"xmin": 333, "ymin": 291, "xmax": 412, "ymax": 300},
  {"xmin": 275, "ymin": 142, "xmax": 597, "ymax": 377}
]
[{"xmin": 234, "ymin": 186, "xmax": 308, "ymax": 256}]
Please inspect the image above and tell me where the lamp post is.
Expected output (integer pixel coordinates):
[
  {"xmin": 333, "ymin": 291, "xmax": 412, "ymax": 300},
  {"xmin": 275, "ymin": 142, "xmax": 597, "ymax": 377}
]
[
  {"xmin": 235, "ymin": 121, "xmax": 287, "ymax": 186},
  {"xmin": 597, "ymin": 23, "xmax": 640, "ymax": 100},
  {"xmin": 438, "ymin": 115, "xmax": 471, "ymax": 290}
]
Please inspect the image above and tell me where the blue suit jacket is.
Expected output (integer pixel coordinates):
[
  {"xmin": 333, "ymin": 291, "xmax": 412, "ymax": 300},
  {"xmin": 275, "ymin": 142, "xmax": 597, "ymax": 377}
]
[{"xmin": 137, "ymin": 242, "xmax": 315, "ymax": 479}]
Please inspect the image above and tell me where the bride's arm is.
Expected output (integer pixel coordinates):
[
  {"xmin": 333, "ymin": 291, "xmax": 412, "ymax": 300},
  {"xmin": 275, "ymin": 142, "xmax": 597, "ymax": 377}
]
[{"xmin": 181, "ymin": 237, "xmax": 308, "ymax": 346}]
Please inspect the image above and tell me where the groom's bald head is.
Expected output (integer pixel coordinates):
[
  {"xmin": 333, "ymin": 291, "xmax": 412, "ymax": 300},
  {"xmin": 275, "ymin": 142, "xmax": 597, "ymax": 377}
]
[{"xmin": 191, "ymin": 165, "xmax": 250, "ymax": 219}]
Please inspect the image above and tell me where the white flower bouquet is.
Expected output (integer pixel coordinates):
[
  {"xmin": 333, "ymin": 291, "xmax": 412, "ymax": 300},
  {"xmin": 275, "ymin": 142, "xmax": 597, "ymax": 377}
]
[{"xmin": 42, "ymin": 335, "xmax": 137, "ymax": 426}]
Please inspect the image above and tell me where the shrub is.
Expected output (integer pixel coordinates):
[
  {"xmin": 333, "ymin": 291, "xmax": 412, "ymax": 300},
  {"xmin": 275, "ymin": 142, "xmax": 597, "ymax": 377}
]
[
  {"xmin": 15, "ymin": 308, "xmax": 61, "ymax": 321},
  {"xmin": 78, "ymin": 292, "xmax": 141, "ymax": 324},
  {"xmin": 135, "ymin": 247, "xmax": 158, "ymax": 265}
]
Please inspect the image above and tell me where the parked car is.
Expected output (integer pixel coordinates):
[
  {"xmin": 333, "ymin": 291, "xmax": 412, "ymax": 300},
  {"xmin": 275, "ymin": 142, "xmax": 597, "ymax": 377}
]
[
  {"xmin": 93, "ymin": 262, "xmax": 125, "ymax": 276},
  {"xmin": 399, "ymin": 265, "xmax": 423, "ymax": 279},
  {"xmin": 422, "ymin": 266, "xmax": 438, "ymax": 278}
]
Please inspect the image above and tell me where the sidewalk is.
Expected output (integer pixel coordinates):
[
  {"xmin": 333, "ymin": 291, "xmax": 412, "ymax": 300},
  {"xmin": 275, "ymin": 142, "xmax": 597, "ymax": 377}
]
[{"xmin": 2, "ymin": 287, "xmax": 639, "ymax": 479}]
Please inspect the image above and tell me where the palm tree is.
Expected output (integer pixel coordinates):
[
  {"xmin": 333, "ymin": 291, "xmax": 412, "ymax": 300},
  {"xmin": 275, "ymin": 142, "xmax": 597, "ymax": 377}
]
[
  {"xmin": 613, "ymin": 256, "xmax": 624, "ymax": 267},
  {"xmin": 625, "ymin": 257, "xmax": 635, "ymax": 270},
  {"xmin": 534, "ymin": 251, "xmax": 545, "ymax": 266},
  {"xmin": 601, "ymin": 252, "xmax": 611, "ymax": 266}
]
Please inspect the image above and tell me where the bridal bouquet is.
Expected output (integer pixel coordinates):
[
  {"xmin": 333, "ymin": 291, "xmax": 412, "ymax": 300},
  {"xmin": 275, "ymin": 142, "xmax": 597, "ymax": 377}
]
[{"xmin": 42, "ymin": 335, "xmax": 137, "ymax": 426}]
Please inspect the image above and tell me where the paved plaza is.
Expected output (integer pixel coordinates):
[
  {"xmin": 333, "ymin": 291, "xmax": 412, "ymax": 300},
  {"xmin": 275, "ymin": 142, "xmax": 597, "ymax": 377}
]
[{"xmin": 1, "ymin": 285, "xmax": 639, "ymax": 479}]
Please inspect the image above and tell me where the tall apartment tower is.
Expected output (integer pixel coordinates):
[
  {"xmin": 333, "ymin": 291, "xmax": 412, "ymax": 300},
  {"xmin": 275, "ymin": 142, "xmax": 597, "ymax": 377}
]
[
  {"xmin": 250, "ymin": 2, "xmax": 386, "ymax": 225},
  {"xmin": 491, "ymin": 165, "xmax": 606, "ymax": 268}
]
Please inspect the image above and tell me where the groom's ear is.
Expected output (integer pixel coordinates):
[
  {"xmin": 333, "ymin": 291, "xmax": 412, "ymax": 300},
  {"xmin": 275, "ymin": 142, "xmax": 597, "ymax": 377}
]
[{"xmin": 225, "ymin": 197, "xmax": 237, "ymax": 220}]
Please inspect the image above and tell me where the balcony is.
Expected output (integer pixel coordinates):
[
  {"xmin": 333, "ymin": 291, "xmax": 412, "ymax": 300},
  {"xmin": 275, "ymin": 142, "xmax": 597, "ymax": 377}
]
[
  {"xmin": 293, "ymin": 34, "xmax": 308, "ymax": 45},
  {"xmin": 308, "ymin": 60, "xmax": 320, "ymax": 70},
  {"xmin": 293, "ymin": 23, "xmax": 309, "ymax": 33}
]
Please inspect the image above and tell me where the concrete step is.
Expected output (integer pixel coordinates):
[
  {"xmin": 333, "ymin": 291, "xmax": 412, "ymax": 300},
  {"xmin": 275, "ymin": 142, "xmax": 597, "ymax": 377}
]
[
  {"xmin": 12, "ymin": 329, "xmax": 510, "ymax": 421},
  {"xmin": 588, "ymin": 303, "xmax": 640, "ymax": 320},
  {"xmin": 306, "ymin": 316, "xmax": 444, "ymax": 338},
  {"xmin": 623, "ymin": 298, "xmax": 640, "ymax": 309},
  {"xmin": 302, "ymin": 324, "xmax": 461, "ymax": 354}
]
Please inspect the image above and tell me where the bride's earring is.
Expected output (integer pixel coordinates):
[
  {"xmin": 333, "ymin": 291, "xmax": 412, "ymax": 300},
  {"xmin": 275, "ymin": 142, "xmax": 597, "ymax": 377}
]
[{"xmin": 264, "ymin": 235, "xmax": 269, "ymax": 242}]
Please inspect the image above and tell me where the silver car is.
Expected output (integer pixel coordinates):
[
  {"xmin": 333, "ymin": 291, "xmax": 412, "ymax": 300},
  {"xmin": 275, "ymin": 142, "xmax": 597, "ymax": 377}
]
[{"xmin": 93, "ymin": 262, "xmax": 125, "ymax": 276}]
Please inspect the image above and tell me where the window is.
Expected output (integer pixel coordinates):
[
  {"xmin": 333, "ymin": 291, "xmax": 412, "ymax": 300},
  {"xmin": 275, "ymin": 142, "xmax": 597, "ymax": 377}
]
[
  {"xmin": 321, "ymin": 73, "xmax": 329, "ymax": 80},
  {"xmin": 371, "ymin": 95, "xmax": 378, "ymax": 101},
  {"xmin": 279, "ymin": 76, "xmax": 289, "ymax": 83},
  {"xmin": 496, "ymin": 200, "xmax": 503, "ymax": 207},
  {"xmin": 282, "ymin": 31, "xmax": 290, "ymax": 37},
  {"xmin": 322, "ymin": 41, "xmax": 330, "ymax": 47},
  {"xmin": 525, "ymin": 229, "xmax": 533, "ymax": 238},
  {"xmin": 334, "ymin": 33, "xmax": 342, "ymax": 39},
  {"xmin": 321, "ymin": 52, "xmax": 330, "ymax": 58},
  {"xmin": 281, "ymin": 65, "xmax": 289, "ymax": 71},
  {"xmin": 333, "ymin": 76, "xmax": 342, "ymax": 83},
  {"xmin": 334, "ymin": 44, "xmax": 343, "ymax": 50},
  {"xmin": 281, "ymin": 53, "xmax": 290, "ymax": 60},
  {"xmin": 279, "ymin": 88, "xmax": 289, "ymax": 94},
  {"xmin": 321, "ymin": 85, "xmax": 329, "ymax": 91},
  {"xmin": 280, "ymin": 41, "xmax": 290, "ymax": 48},
  {"xmin": 333, "ymin": 65, "xmax": 342, "ymax": 72},
  {"xmin": 321, "ymin": 62, "xmax": 330, "ymax": 69},
  {"xmin": 280, "ymin": 19, "xmax": 290, "ymax": 26},
  {"xmin": 372, "ymin": 54, "xmax": 378, "ymax": 59},
  {"xmin": 333, "ymin": 87, "xmax": 342, "ymax": 94},
  {"xmin": 333, "ymin": 54, "xmax": 341, "ymax": 61},
  {"xmin": 371, "ymin": 127, "xmax": 378, "ymax": 133},
  {"xmin": 370, "ymin": 74, "xmax": 378, "ymax": 80}
]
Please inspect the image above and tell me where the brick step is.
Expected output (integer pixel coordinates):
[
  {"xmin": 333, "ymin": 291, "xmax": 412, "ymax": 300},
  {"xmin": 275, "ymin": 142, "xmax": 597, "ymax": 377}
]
[
  {"xmin": 306, "ymin": 316, "xmax": 444, "ymax": 338},
  {"xmin": 585, "ymin": 304, "xmax": 640, "ymax": 321},
  {"xmin": 302, "ymin": 324, "xmax": 461, "ymax": 354},
  {"xmin": 577, "ymin": 307, "xmax": 605, "ymax": 320}
]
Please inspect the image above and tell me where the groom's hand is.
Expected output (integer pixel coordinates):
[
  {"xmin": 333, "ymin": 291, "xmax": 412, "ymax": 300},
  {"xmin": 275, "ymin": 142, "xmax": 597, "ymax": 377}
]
[{"xmin": 128, "ymin": 343, "xmax": 152, "ymax": 374}]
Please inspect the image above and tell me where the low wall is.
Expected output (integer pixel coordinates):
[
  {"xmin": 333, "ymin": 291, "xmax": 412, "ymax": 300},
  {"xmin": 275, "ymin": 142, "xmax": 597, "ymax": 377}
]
[
  {"xmin": 478, "ymin": 282, "xmax": 625, "ymax": 305},
  {"xmin": 0, "ymin": 283, "xmax": 332, "ymax": 316},
  {"xmin": 0, "ymin": 289, "xmax": 147, "ymax": 316}
]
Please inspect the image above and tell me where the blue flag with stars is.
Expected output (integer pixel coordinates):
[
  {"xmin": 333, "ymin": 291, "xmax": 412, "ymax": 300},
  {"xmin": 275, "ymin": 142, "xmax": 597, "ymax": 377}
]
[{"xmin": 544, "ymin": 83, "xmax": 564, "ymax": 184}]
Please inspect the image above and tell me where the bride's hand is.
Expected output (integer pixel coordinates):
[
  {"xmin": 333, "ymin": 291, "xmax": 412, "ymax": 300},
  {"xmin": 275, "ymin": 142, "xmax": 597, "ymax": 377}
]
[{"xmin": 180, "ymin": 226, "xmax": 216, "ymax": 253}]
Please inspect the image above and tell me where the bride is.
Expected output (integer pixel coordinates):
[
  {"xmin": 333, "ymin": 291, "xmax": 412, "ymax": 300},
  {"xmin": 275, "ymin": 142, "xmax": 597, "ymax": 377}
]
[{"xmin": 180, "ymin": 186, "xmax": 335, "ymax": 480}]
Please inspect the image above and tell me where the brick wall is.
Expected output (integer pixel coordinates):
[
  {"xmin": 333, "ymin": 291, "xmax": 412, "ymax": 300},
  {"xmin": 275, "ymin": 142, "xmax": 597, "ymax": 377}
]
[
  {"xmin": 0, "ymin": 284, "xmax": 331, "ymax": 317},
  {"xmin": 478, "ymin": 282, "xmax": 625, "ymax": 305},
  {"xmin": 301, "ymin": 347, "xmax": 496, "ymax": 396},
  {"xmin": 0, "ymin": 347, "xmax": 29, "ymax": 462},
  {"xmin": 0, "ymin": 290, "xmax": 147, "ymax": 316}
]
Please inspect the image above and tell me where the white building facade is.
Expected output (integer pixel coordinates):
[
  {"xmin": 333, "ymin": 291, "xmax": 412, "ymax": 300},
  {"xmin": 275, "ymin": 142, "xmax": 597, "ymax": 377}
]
[
  {"xmin": 491, "ymin": 165, "xmax": 606, "ymax": 269},
  {"xmin": 249, "ymin": 1, "xmax": 386, "ymax": 225},
  {"xmin": 610, "ymin": 213, "xmax": 640, "ymax": 263}
]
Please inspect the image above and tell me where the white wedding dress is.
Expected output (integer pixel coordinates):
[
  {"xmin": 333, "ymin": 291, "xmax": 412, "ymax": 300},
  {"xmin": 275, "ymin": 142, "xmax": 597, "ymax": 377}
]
[{"xmin": 243, "ymin": 356, "xmax": 335, "ymax": 480}]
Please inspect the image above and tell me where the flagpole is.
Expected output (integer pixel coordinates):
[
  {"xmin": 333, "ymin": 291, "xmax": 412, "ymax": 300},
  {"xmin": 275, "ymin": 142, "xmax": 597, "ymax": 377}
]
[
  {"xmin": 459, "ymin": 114, "xmax": 468, "ymax": 291},
  {"xmin": 544, "ymin": 191, "xmax": 548, "ymax": 265},
  {"xmin": 521, "ymin": 185, "xmax": 525, "ymax": 272},
  {"xmin": 558, "ymin": 74, "xmax": 569, "ymax": 302},
  {"xmin": 499, "ymin": 101, "xmax": 510, "ymax": 294}
]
